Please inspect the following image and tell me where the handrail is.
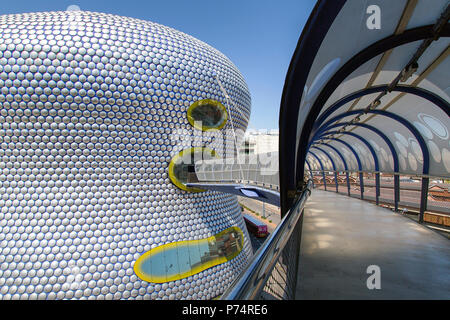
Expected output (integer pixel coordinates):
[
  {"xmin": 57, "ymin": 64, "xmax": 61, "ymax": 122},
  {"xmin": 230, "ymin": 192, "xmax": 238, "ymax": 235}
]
[{"xmin": 220, "ymin": 180, "xmax": 312, "ymax": 300}]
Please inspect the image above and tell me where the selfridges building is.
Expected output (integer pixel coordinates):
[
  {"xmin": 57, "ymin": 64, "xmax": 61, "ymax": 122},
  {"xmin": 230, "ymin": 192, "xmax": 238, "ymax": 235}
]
[{"xmin": 0, "ymin": 11, "xmax": 252, "ymax": 299}]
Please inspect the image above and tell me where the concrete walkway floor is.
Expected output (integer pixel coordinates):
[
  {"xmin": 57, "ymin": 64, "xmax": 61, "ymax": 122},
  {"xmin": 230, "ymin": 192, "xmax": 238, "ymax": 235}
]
[{"xmin": 296, "ymin": 189, "xmax": 450, "ymax": 299}]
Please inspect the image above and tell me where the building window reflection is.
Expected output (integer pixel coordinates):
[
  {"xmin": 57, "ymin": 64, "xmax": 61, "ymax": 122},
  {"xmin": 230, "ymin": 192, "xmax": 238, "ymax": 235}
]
[
  {"xmin": 134, "ymin": 227, "xmax": 244, "ymax": 283},
  {"xmin": 187, "ymin": 99, "xmax": 228, "ymax": 131},
  {"xmin": 168, "ymin": 147, "xmax": 218, "ymax": 192}
]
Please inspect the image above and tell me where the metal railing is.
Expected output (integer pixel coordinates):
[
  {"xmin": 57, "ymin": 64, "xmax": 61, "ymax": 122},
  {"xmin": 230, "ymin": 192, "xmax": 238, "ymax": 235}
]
[
  {"xmin": 309, "ymin": 170, "xmax": 450, "ymax": 232},
  {"xmin": 194, "ymin": 152, "xmax": 280, "ymax": 188},
  {"xmin": 309, "ymin": 170, "xmax": 449, "ymax": 212},
  {"xmin": 220, "ymin": 180, "xmax": 312, "ymax": 300}
]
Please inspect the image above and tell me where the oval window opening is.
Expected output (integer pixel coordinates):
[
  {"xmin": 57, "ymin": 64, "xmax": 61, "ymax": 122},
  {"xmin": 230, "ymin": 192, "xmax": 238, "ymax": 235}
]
[
  {"xmin": 168, "ymin": 147, "xmax": 218, "ymax": 192},
  {"xmin": 134, "ymin": 226, "xmax": 244, "ymax": 283},
  {"xmin": 187, "ymin": 99, "xmax": 228, "ymax": 130}
]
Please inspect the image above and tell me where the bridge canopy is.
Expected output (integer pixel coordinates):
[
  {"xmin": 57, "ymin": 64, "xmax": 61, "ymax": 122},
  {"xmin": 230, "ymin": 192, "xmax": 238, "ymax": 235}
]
[{"xmin": 279, "ymin": 0, "xmax": 449, "ymax": 214}]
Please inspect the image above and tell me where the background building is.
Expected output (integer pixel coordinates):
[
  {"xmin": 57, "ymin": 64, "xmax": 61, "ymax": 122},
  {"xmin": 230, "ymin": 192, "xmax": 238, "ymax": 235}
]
[
  {"xmin": 240, "ymin": 129, "xmax": 279, "ymax": 155},
  {"xmin": 0, "ymin": 10, "xmax": 253, "ymax": 300}
]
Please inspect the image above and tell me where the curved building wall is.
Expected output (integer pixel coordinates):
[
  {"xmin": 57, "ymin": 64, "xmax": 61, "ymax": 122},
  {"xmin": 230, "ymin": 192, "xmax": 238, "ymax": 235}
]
[{"xmin": 0, "ymin": 11, "xmax": 252, "ymax": 299}]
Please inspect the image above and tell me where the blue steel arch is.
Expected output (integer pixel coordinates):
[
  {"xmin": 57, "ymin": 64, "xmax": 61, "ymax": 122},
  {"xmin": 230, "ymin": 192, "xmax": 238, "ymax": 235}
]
[
  {"xmin": 312, "ymin": 84, "xmax": 450, "ymax": 135},
  {"xmin": 311, "ymin": 146, "xmax": 338, "ymax": 171},
  {"xmin": 308, "ymin": 150, "xmax": 327, "ymax": 171},
  {"xmin": 315, "ymin": 131, "xmax": 379, "ymax": 172},
  {"xmin": 308, "ymin": 150, "xmax": 328, "ymax": 191},
  {"xmin": 312, "ymin": 138, "xmax": 362, "ymax": 172},
  {"xmin": 311, "ymin": 146, "xmax": 339, "ymax": 192},
  {"xmin": 316, "ymin": 137, "xmax": 365, "ymax": 199},
  {"xmin": 314, "ymin": 130, "xmax": 381, "ymax": 203},
  {"xmin": 312, "ymin": 109, "xmax": 430, "ymax": 175},
  {"xmin": 314, "ymin": 122, "xmax": 401, "ymax": 208},
  {"xmin": 291, "ymin": 24, "xmax": 450, "ymax": 201},
  {"xmin": 281, "ymin": 20, "xmax": 450, "ymax": 218},
  {"xmin": 306, "ymin": 154, "xmax": 318, "ymax": 171},
  {"xmin": 320, "ymin": 142, "xmax": 351, "ymax": 196},
  {"xmin": 305, "ymin": 158, "xmax": 314, "ymax": 184},
  {"xmin": 305, "ymin": 158, "xmax": 312, "ymax": 172},
  {"xmin": 279, "ymin": 0, "xmax": 346, "ymax": 216},
  {"xmin": 319, "ymin": 143, "xmax": 348, "ymax": 172},
  {"xmin": 314, "ymin": 122, "xmax": 399, "ymax": 173}
]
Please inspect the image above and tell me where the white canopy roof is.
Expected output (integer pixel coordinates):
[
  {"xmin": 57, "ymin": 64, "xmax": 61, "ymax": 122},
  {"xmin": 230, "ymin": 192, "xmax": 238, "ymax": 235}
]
[{"xmin": 279, "ymin": 0, "xmax": 449, "ymax": 212}]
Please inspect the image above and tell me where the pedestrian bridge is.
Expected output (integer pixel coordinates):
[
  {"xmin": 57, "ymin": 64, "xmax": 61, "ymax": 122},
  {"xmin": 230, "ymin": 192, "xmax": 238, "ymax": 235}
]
[
  {"xmin": 190, "ymin": 174, "xmax": 449, "ymax": 299},
  {"xmin": 298, "ymin": 190, "xmax": 449, "ymax": 299},
  {"xmin": 188, "ymin": 0, "xmax": 450, "ymax": 300}
]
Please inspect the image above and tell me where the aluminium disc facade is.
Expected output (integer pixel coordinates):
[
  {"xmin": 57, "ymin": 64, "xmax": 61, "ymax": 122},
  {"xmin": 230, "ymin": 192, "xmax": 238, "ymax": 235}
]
[{"xmin": 0, "ymin": 11, "xmax": 252, "ymax": 299}]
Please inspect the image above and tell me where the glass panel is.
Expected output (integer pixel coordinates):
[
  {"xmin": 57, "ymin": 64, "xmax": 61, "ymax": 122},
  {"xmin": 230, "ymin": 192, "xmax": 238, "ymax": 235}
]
[
  {"xmin": 191, "ymin": 103, "xmax": 224, "ymax": 127},
  {"xmin": 188, "ymin": 241, "xmax": 203, "ymax": 270},
  {"xmin": 134, "ymin": 227, "xmax": 244, "ymax": 283},
  {"xmin": 187, "ymin": 99, "xmax": 228, "ymax": 130},
  {"xmin": 177, "ymin": 242, "xmax": 193, "ymax": 275},
  {"xmin": 150, "ymin": 250, "xmax": 166, "ymax": 281},
  {"xmin": 164, "ymin": 246, "xmax": 180, "ymax": 278},
  {"xmin": 169, "ymin": 147, "xmax": 218, "ymax": 192}
]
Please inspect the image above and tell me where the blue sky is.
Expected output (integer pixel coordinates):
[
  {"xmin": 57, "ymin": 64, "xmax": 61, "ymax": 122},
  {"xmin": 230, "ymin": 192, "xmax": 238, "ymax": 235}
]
[{"xmin": 2, "ymin": 0, "xmax": 316, "ymax": 129}]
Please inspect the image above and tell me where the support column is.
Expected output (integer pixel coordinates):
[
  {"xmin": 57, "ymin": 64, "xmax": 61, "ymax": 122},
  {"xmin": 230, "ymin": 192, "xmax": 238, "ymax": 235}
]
[
  {"xmin": 419, "ymin": 177, "xmax": 429, "ymax": 224},
  {"xmin": 346, "ymin": 171, "xmax": 351, "ymax": 196},
  {"xmin": 359, "ymin": 172, "xmax": 364, "ymax": 200},
  {"xmin": 334, "ymin": 171, "xmax": 339, "ymax": 192},
  {"xmin": 375, "ymin": 172, "xmax": 380, "ymax": 205},
  {"xmin": 394, "ymin": 174, "xmax": 400, "ymax": 211}
]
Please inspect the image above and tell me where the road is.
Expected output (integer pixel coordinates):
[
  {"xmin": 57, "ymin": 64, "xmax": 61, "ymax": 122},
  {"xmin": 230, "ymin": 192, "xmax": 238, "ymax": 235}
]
[
  {"xmin": 238, "ymin": 196, "xmax": 281, "ymax": 252},
  {"xmin": 237, "ymin": 196, "xmax": 281, "ymax": 230}
]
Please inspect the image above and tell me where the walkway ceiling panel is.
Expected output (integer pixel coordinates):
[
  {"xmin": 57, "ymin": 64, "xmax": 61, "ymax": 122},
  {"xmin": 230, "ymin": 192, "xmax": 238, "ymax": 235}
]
[
  {"xmin": 322, "ymin": 92, "xmax": 379, "ymax": 121},
  {"xmin": 417, "ymin": 54, "xmax": 450, "ymax": 99},
  {"xmin": 325, "ymin": 140, "xmax": 359, "ymax": 171},
  {"xmin": 363, "ymin": 115, "xmax": 425, "ymax": 175},
  {"xmin": 384, "ymin": 100, "xmax": 450, "ymax": 177},
  {"xmin": 319, "ymin": 39, "xmax": 449, "ymax": 121},
  {"xmin": 346, "ymin": 92, "xmax": 381, "ymax": 114},
  {"xmin": 405, "ymin": 0, "xmax": 450, "ymax": 29},
  {"xmin": 333, "ymin": 135, "xmax": 375, "ymax": 171},
  {"xmin": 319, "ymin": 56, "xmax": 382, "ymax": 114},
  {"xmin": 327, "ymin": 114, "xmax": 357, "ymax": 127},
  {"xmin": 311, "ymin": 148, "xmax": 334, "ymax": 171},
  {"xmin": 306, "ymin": 154, "xmax": 321, "ymax": 171},
  {"xmin": 294, "ymin": 0, "xmax": 408, "ymax": 145},
  {"xmin": 351, "ymin": 126, "xmax": 395, "ymax": 172},
  {"xmin": 383, "ymin": 41, "xmax": 449, "ymax": 85},
  {"xmin": 316, "ymin": 145, "xmax": 347, "ymax": 171}
]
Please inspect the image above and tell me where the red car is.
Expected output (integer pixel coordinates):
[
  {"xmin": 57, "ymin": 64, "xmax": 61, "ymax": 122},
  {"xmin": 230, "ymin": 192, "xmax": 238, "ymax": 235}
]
[{"xmin": 243, "ymin": 214, "xmax": 268, "ymax": 238}]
